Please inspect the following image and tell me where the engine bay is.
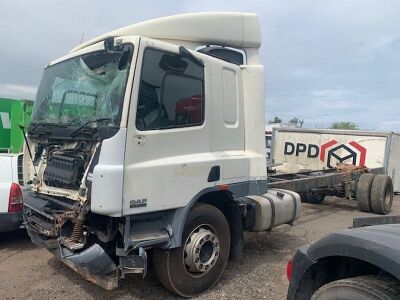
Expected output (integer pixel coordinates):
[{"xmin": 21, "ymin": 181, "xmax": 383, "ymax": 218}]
[
  {"xmin": 44, "ymin": 151, "xmax": 86, "ymax": 189},
  {"xmin": 28, "ymin": 137, "xmax": 98, "ymax": 202}
]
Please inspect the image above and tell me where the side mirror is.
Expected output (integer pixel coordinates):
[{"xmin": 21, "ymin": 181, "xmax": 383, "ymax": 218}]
[{"xmin": 104, "ymin": 37, "xmax": 114, "ymax": 51}]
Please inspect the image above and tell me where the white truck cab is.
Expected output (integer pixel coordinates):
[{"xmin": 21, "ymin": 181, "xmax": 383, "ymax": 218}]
[{"xmin": 23, "ymin": 13, "xmax": 300, "ymax": 296}]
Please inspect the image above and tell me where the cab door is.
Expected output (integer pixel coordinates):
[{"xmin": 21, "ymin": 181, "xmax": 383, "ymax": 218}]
[{"xmin": 123, "ymin": 38, "xmax": 214, "ymax": 215}]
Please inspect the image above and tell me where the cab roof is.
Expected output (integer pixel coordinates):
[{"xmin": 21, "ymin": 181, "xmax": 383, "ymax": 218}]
[{"xmin": 70, "ymin": 12, "xmax": 261, "ymax": 53}]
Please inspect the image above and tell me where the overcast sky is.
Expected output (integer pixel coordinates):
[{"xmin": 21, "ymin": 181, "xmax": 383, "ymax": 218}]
[{"xmin": 0, "ymin": 0, "xmax": 399, "ymax": 130}]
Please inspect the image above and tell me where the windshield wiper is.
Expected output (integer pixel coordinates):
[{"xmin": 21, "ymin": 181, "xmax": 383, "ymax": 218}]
[
  {"xmin": 70, "ymin": 118, "xmax": 111, "ymax": 137},
  {"xmin": 28, "ymin": 122, "xmax": 67, "ymax": 134}
]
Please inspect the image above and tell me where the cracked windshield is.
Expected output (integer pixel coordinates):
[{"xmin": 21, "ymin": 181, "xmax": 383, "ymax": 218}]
[{"xmin": 30, "ymin": 44, "xmax": 133, "ymax": 130}]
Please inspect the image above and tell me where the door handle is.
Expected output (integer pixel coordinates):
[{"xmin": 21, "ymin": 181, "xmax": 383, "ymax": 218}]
[{"xmin": 133, "ymin": 135, "xmax": 146, "ymax": 145}]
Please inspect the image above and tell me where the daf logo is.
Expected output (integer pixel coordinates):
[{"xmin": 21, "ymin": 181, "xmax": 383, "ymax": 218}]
[
  {"xmin": 283, "ymin": 140, "xmax": 367, "ymax": 169},
  {"xmin": 130, "ymin": 198, "xmax": 148, "ymax": 208}
]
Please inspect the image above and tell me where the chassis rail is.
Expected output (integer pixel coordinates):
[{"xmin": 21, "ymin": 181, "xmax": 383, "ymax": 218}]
[{"xmin": 267, "ymin": 166, "xmax": 385, "ymax": 197}]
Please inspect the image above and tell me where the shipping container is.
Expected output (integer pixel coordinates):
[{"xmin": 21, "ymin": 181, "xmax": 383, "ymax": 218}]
[{"xmin": 271, "ymin": 128, "xmax": 400, "ymax": 192}]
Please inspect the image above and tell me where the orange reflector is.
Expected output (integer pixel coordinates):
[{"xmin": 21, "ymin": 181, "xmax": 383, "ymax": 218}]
[{"xmin": 217, "ymin": 184, "xmax": 229, "ymax": 191}]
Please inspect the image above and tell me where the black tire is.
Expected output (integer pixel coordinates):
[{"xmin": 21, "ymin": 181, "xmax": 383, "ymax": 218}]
[
  {"xmin": 300, "ymin": 193, "xmax": 309, "ymax": 203},
  {"xmin": 356, "ymin": 173, "xmax": 375, "ymax": 212},
  {"xmin": 371, "ymin": 174, "xmax": 394, "ymax": 215},
  {"xmin": 307, "ymin": 193, "xmax": 325, "ymax": 204},
  {"xmin": 311, "ymin": 275, "xmax": 400, "ymax": 300},
  {"xmin": 153, "ymin": 203, "xmax": 230, "ymax": 297}
]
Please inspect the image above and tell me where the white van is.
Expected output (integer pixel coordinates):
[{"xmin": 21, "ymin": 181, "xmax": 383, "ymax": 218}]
[{"xmin": 0, "ymin": 153, "xmax": 23, "ymax": 232}]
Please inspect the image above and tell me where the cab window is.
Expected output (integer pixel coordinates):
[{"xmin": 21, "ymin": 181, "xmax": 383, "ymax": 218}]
[{"xmin": 136, "ymin": 48, "xmax": 204, "ymax": 130}]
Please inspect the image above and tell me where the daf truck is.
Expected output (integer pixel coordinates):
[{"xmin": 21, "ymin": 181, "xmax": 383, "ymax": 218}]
[{"xmin": 22, "ymin": 13, "xmax": 302, "ymax": 297}]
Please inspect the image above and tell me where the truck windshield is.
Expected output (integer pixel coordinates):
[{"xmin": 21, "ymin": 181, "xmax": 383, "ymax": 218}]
[{"xmin": 30, "ymin": 44, "xmax": 133, "ymax": 130}]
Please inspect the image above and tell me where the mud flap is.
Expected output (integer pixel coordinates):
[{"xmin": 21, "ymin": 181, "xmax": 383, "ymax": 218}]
[{"xmin": 55, "ymin": 244, "xmax": 119, "ymax": 290}]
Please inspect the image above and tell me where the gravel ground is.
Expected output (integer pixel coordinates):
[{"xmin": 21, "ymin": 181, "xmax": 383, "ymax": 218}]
[{"xmin": 1, "ymin": 195, "xmax": 399, "ymax": 300}]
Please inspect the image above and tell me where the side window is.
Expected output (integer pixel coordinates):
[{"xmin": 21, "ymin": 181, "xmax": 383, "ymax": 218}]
[{"xmin": 136, "ymin": 48, "xmax": 204, "ymax": 130}]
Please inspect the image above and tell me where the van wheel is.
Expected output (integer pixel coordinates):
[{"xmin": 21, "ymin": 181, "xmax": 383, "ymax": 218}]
[
  {"xmin": 371, "ymin": 174, "xmax": 394, "ymax": 215},
  {"xmin": 153, "ymin": 203, "xmax": 230, "ymax": 297},
  {"xmin": 356, "ymin": 173, "xmax": 375, "ymax": 212},
  {"xmin": 311, "ymin": 275, "xmax": 400, "ymax": 300}
]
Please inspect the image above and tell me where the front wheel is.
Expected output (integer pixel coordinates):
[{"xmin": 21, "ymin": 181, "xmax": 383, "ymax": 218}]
[
  {"xmin": 153, "ymin": 203, "xmax": 230, "ymax": 297},
  {"xmin": 311, "ymin": 275, "xmax": 400, "ymax": 300}
]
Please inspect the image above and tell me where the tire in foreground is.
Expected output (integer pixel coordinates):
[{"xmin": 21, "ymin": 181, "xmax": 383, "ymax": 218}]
[{"xmin": 311, "ymin": 275, "xmax": 400, "ymax": 300}]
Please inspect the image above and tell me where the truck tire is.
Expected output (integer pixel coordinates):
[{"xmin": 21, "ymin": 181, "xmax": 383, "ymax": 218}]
[
  {"xmin": 370, "ymin": 174, "xmax": 394, "ymax": 215},
  {"xmin": 153, "ymin": 203, "xmax": 230, "ymax": 297},
  {"xmin": 311, "ymin": 275, "xmax": 400, "ymax": 300},
  {"xmin": 307, "ymin": 193, "xmax": 325, "ymax": 204},
  {"xmin": 356, "ymin": 173, "xmax": 375, "ymax": 212},
  {"xmin": 300, "ymin": 193, "xmax": 309, "ymax": 203}
]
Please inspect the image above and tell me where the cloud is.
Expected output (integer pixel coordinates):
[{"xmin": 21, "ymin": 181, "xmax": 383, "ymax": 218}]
[
  {"xmin": 0, "ymin": 83, "xmax": 37, "ymax": 99},
  {"xmin": 0, "ymin": 0, "xmax": 399, "ymax": 130}
]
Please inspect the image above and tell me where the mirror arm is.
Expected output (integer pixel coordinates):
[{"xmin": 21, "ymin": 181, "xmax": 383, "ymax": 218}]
[{"xmin": 179, "ymin": 46, "xmax": 204, "ymax": 67}]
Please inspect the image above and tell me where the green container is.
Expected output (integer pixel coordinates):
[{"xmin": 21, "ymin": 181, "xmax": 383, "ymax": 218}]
[{"xmin": 0, "ymin": 98, "xmax": 33, "ymax": 153}]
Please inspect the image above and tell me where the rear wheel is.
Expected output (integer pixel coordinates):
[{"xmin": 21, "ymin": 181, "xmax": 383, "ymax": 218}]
[
  {"xmin": 307, "ymin": 193, "xmax": 325, "ymax": 204},
  {"xmin": 311, "ymin": 275, "xmax": 400, "ymax": 300},
  {"xmin": 300, "ymin": 193, "xmax": 309, "ymax": 203},
  {"xmin": 356, "ymin": 173, "xmax": 375, "ymax": 212},
  {"xmin": 370, "ymin": 174, "xmax": 393, "ymax": 215},
  {"xmin": 153, "ymin": 203, "xmax": 230, "ymax": 297}
]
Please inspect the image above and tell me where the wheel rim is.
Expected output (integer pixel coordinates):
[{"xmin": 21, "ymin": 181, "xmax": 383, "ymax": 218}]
[{"xmin": 183, "ymin": 225, "xmax": 220, "ymax": 277}]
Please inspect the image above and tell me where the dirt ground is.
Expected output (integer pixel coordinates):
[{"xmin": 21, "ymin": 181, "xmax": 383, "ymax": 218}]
[{"xmin": 1, "ymin": 195, "xmax": 399, "ymax": 300}]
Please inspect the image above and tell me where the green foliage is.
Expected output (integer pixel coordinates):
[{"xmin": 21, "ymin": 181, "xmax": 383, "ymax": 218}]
[
  {"xmin": 288, "ymin": 117, "xmax": 304, "ymax": 128},
  {"xmin": 330, "ymin": 122, "xmax": 359, "ymax": 130},
  {"xmin": 268, "ymin": 116, "xmax": 282, "ymax": 124},
  {"xmin": 268, "ymin": 116, "xmax": 304, "ymax": 128}
]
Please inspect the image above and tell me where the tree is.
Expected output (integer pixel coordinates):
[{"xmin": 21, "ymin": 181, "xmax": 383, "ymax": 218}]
[
  {"xmin": 288, "ymin": 117, "xmax": 304, "ymax": 128},
  {"xmin": 268, "ymin": 116, "xmax": 282, "ymax": 124},
  {"xmin": 330, "ymin": 122, "xmax": 359, "ymax": 130}
]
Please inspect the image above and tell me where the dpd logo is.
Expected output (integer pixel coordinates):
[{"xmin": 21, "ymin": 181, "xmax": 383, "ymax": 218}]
[
  {"xmin": 320, "ymin": 140, "xmax": 366, "ymax": 168},
  {"xmin": 284, "ymin": 140, "xmax": 367, "ymax": 168}
]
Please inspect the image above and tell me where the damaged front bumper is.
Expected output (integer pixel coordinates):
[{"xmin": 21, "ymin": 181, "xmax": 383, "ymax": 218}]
[
  {"xmin": 25, "ymin": 224, "xmax": 147, "ymax": 290},
  {"xmin": 26, "ymin": 223, "xmax": 119, "ymax": 290},
  {"xmin": 58, "ymin": 243, "xmax": 119, "ymax": 290},
  {"xmin": 23, "ymin": 191, "xmax": 147, "ymax": 290}
]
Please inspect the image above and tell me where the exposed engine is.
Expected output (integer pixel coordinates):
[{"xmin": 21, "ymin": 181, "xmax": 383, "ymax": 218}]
[
  {"xmin": 33, "ymin": 140, "xmax": 95, "ymax": 192},
  {"xmin": 44, "ymin": 152, "xmax": 86, "ymax": 189},
  {"xmin": 24, "ymin": 137, "xmax": 119, "ymax": 252}
]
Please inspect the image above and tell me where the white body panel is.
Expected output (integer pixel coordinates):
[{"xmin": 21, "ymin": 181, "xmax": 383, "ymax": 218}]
[
  {"xmin": 387, "ymin": 133, "xmax": 400, "ymax": 193},
  {"xmin": 71, "ymin": 12, "xmax": 261, "ymax": 53},
  {"xmin": 271, "ymin": 128, "xmax": 400, "ymax": 192},
  {"xmin": 0, "ymin": 154, "xmax": 19, "ymax": 213},
  {"xmin": 121, "ymin": 37, "xmax": 266, "ymax": 215},
  {"xmin": 91, "ymin": 129, "xmax": 127, "ymax": 217}
]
